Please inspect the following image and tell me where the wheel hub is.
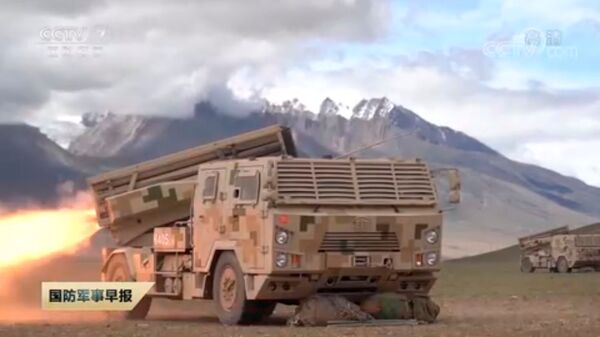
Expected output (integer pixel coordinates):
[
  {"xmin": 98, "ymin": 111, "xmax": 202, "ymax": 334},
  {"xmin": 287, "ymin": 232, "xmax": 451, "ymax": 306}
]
[{"xmin": 219, "ymin": 266, "xmax": 237, "ymax": 311}]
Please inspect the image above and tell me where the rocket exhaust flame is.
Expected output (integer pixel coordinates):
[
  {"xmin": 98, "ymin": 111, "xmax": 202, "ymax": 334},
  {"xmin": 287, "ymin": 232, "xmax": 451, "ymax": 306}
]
[
  {"xmin": 0, "ymin": 189, "xmax": 104, "ymax": 322},
  {"xmin": 0, "ymin": 209, "xmax": 98, "ymax": 268},
  {"xmin": 0, "ymin": 191, "xmax": 99, "ymax": 268}
]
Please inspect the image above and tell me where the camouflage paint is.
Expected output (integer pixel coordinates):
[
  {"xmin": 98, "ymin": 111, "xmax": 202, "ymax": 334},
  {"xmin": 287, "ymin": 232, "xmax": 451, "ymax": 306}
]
[
  {"xmin": 97, "ymin": 156, "xmax": 453, "ymax": 301},
  {"xmin": 520, "ymin": 229, "xmax": 600, "ymax": 271}
]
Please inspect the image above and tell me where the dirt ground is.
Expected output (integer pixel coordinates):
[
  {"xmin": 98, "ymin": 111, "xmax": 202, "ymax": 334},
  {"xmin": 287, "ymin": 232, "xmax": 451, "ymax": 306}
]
[
  {"xmin": 1, "ymin": 296, "xmax": 599, "ymax": 337},
  {"xmin": 1, "ymin": 249, "xmax": 600, "ymax": 337}
]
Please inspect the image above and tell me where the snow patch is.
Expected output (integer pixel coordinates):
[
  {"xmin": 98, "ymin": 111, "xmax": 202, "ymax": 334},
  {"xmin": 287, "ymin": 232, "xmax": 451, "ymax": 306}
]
[
  {"xmin": 439, "ymin": 128, "xmax": 447, "ymax": 141},
  {"xmin": 69, "ymin": 114, "xmax": 146, "ymax": 157},
  {"xmin": 318, "ymin": 98, "xmax": 352, "ymax": 117},
  {"xmin": 351, "ymin": 97, "xmax": 394, "ymax": 120}
]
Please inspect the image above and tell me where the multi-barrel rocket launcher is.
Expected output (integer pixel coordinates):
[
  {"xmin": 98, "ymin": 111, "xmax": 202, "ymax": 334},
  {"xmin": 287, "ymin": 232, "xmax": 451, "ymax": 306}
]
[
  {"xmin": 519, "ymin": 226, "xmax": 600, "ymax": 273},
  {"xmin": 88, "ymin": 124, "xmax": 461, "ymax": 324},
  {"xmin": 90, "ymin": 125, "xmax": 296, "ymax": 247}
]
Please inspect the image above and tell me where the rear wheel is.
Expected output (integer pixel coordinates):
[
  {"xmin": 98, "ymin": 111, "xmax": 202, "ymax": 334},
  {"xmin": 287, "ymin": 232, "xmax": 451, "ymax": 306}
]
[
  {"xmin": 520, "ymin": 257, "xmax": 534, "ymax": 273},
  {"xmin": 105, "ymin": 254, "xmax": 152, "ymax": 320},
  {"xmin": 556, "ymin": 256, "xmax": 571, "ymax": 274},
  {"xmin": 212, "ymin": 252, "xmax": 276, "ymax": 325}
]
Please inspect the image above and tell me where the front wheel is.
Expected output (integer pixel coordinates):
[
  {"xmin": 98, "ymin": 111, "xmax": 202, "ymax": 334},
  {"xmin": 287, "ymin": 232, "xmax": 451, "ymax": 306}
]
[
  {"xmin": 556, "ymin": 256, "xmax": 571, "ymax": 273},
  {"xmin": 105, "ymin": 254, "xmax": 152, "ymax": 320},
  {"xmin": 520, "ymin": 257, "xmax": 534, "ymax": 273},
  {"xmin": 212, "ymin": 252, "xmax": 276, "ymax": 325}
]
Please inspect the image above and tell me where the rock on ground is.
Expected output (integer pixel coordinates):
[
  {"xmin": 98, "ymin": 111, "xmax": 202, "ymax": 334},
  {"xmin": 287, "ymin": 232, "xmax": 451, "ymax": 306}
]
[{"xmin": 361, "ymin": 293, "xmax": 440, "ymax": 323}]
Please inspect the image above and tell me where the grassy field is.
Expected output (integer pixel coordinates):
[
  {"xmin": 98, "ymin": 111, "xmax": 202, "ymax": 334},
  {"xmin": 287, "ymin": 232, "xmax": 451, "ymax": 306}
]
[
  {"xmin": 1, "ymin": 228, "xmax": 600, "ymax": 336},
  {"xmin": 434, "ymin": 244, "xmax": 600, "ymax": 299}
]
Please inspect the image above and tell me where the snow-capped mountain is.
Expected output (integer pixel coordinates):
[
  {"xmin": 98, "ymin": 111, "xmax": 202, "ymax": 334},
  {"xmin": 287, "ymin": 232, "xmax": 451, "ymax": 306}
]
[
  {"xmin": 352, "ymin": 97, "xmax": 394, "ymax": 119},
  {"xmin": 81, "ymin": 111, "xmax": 111, "ymax": 128},
  {"xmin": 68, "ymin": 97, "xmax": 496, "ymax": 159},
  {"xmin": 69, "ymin": 112, "xmax": 147, "ymax": 157},
  {"xmin": 3, "ymin": 97, "xmax": 599, "ymax": 257},
  {"xmin": 267, "ymin": 97, "xmax": 497, "ymax": 156},
  {"xmin": 67, "ymin": 97, "xmax": 600, "ymax": 216}
]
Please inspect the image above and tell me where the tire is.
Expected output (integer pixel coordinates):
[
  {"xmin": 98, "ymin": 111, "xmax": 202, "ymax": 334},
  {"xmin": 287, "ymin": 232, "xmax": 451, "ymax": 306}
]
[
  {"xmin": 520, "ymin": 257, "xmax": 534, "ymax": 273},
  {"xmin": 105, "ymin": 254, "xmax": 152, "ymax": 320},
  {"xmin": 212, "ymin": 252, "xmax": 276, "ymax": 325},
  {"xmin": 556, "ymin": 256, "xmax": 571, "ymax": 274}
]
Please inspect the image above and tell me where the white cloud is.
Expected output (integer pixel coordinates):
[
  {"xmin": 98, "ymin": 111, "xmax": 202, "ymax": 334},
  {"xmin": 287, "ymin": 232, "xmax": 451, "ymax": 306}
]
[
  {"xmin": 251, "ymin": 55, "xmax": 600, "ymax": 186},
  {"xmin": 1, "ymin": 0, "xmax": 599, "ymax": 187},
  {"xmin": 511, "ymin": 140, "xmax": 600, "ymax": 187},
  {"xmin": 0, "ymin": 0, "xmax": 390, "ymax": 124},
  {"xmin": 500, "ymin": 0, "xmax": 600, "ymax": 27}
]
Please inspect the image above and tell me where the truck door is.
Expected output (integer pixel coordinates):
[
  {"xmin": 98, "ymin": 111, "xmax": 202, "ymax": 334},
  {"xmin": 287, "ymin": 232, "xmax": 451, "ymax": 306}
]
[
  {"xmin": 225, "ymin": 165, "xmax": 266, "ymax": 271},
  {"xmin": 193, "ymin": 167, "xmax": 226, "ymax": 271}
]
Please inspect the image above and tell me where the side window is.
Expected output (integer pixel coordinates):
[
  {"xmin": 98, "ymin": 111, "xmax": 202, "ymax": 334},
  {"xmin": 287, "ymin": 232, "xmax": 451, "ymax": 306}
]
[
  {"xmin": 234, "ymin": 170, "xmax": 260, "ymax": 204},
  {"xmin": 202, "ymin": 173, "xmax": 218, "ymax": 201}
]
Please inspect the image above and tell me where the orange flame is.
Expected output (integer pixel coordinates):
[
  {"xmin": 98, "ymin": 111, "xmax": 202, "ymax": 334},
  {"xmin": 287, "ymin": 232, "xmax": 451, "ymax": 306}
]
[{"xmin": 0, "ymin": 191, "xmax": 99, "ymax": 269}]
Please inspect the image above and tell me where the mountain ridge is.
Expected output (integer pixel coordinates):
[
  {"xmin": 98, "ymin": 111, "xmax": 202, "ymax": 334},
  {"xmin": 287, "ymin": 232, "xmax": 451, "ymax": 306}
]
[
  {"xmin": 67, "ymin": 98, "xmax": 600, "ymax": 217},
  {"xmin": 0, "ymin": 124, "xmax": 85, "ymax": 204},
  {"xmin": 1, "ymin": 98, "xmax": 597, "ymax": 257},
  {"xmin": 63, "ymin": 98, "xmax": 600, "ymax": 257}
]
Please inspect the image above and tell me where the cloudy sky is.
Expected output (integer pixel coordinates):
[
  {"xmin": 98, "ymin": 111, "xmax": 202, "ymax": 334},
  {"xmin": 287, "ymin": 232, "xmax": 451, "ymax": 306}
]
[{"xmin": 1, "ymin": 0, "xmax": 599, "ymax": 186}]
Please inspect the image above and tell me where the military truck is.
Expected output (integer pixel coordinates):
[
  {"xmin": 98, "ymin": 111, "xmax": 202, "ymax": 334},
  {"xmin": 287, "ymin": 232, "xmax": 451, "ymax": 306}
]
[
  {"xmin": 519, "ymin": 226, "xmax": 600, "ymax": 273},
  {"xmin": 89, "ymin": 124, "xmax": 461, "ymax": 324}
]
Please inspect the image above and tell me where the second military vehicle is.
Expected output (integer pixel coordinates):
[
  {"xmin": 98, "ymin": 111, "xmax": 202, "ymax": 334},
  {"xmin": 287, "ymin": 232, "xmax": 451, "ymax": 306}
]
[
  {"xmin": 89, "ymin": 125, "xmax": 460, "ymax": 324},
  {"xmin": 519, "ymin": 226, "xmax": 600, "ymax": 273}
]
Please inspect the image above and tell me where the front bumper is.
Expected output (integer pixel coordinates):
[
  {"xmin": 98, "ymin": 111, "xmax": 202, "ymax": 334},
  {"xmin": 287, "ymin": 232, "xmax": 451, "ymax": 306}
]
[{"xmin": 246, "ymin": 268, "xmax": 436, "ymax": 300}]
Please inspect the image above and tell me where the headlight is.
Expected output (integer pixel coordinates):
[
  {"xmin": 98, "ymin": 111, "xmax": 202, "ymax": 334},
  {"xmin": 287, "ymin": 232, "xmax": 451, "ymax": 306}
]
[
  {"xmin": 275, "ymin": 230, "xmax": 289, "ymax": 245},
  {"xmin": 425, "ymin": 230, "xmax": 439, "ymax": 244},
  {"xmin": 275, "ymin": 253, "xmax": 288, "ymax": 268},
  {"xmin": 425, "ymin": 252, "xmax": 438, "ymax": 266}
]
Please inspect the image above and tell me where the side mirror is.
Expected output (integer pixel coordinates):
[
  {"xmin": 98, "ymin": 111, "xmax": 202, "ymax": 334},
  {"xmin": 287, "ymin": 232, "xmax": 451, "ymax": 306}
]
[
  {"xmin": 432, "ymin": 168, "xmax": 461, "ymax": 204},
  {"xmin": 449, "ymin": 190, "xmax": 461, "ymax": 204},
  {"xmin": 447, "ymin": 169, "xmax": 461, "ymax": 204}
]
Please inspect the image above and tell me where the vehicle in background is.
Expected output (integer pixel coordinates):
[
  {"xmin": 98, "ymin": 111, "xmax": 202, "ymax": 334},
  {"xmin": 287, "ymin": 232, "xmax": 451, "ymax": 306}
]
[{"xmin": 519, "ymin": 226, "xmax": 600, "ymax": 273}]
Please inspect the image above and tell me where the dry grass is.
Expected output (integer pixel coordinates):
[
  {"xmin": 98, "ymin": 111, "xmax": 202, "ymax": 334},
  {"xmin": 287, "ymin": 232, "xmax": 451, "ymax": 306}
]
[
  {"xmin": 435, "ymin": 245, "xmax": 600, "ymax": 299},
  {"xmin": 1, "ymin": 243, "xmax": 600, "ymax": 336}
]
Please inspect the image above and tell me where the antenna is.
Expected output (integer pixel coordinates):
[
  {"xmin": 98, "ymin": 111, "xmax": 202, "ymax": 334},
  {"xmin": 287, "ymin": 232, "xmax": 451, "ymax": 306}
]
[{"xmin": 335, "ymin": 130, "xmax": 413, "ymax": 159}]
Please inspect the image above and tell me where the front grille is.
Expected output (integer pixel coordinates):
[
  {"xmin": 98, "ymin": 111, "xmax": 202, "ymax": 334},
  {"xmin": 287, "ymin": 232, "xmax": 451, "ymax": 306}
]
[
  {"xmin": 319, "ymin": 232, "xmax": 400, "ymax": 252},
  {"xmin": 575, "ymin": 236, "xmax": 600, "ymax": 247},
  {"xmin": 353, "ymin": 256, "xmax": 370, "ymax": 267},
  {"xmin": 275, "ymin": 158, "xmax": 436, "ymax": 205}
]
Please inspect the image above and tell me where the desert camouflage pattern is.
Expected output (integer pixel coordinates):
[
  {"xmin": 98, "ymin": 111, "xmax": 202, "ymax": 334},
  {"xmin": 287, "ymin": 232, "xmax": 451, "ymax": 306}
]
[
  {"xmin": 105, "ymin": 181, "xmax": 195, "ymax": 245},
  {"xmin": 519, "ymin": 226, "xmax": 600, "ymax": 272},
  {"xmin": 96, "ymin": 155, "xmax": 455, "ymax": 301},
  {"xmin": 88, "ymin": 124, "xmax": 296, "ymax": 228},
  {"xmin": 90, "ymin": 125, "xmax": 458, "ymax": 303}
]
